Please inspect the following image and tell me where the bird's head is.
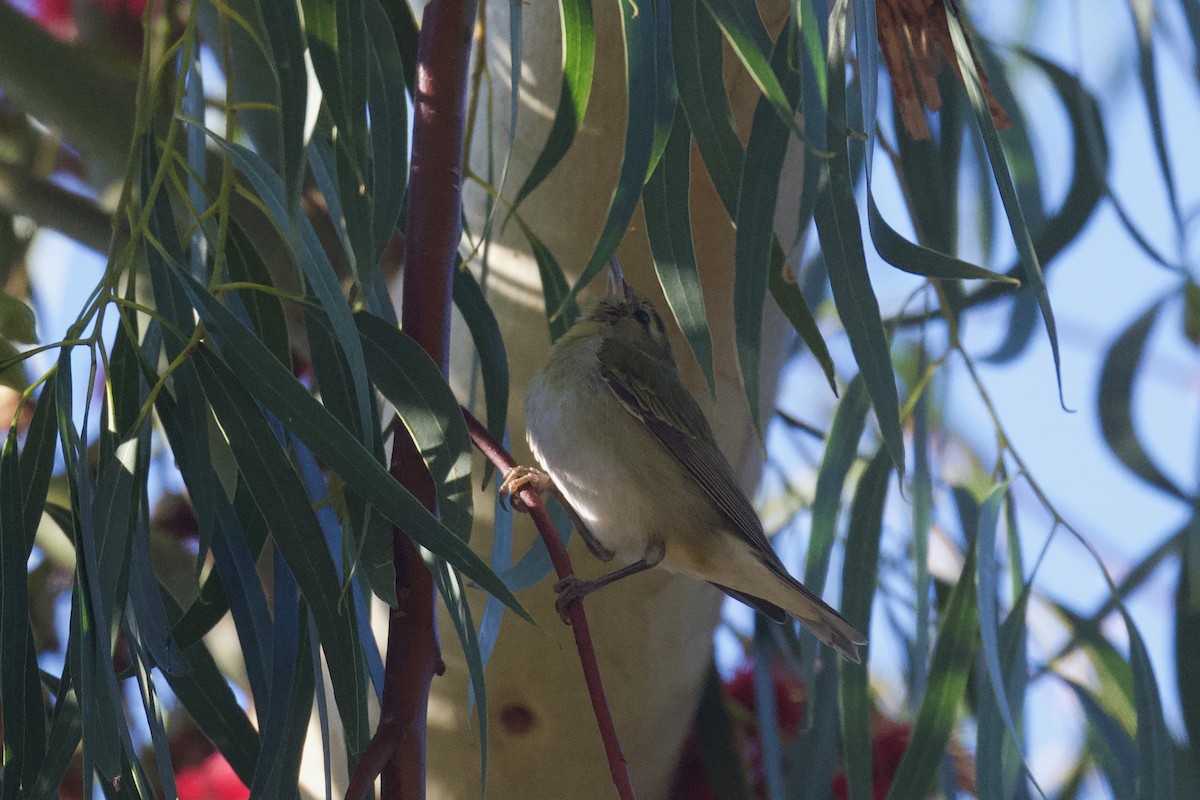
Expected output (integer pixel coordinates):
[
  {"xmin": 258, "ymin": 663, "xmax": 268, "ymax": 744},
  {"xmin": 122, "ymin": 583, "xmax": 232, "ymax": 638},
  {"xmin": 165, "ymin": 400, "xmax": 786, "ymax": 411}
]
[{"xmin": 576, "ymin": 256, "xmax": 675, "ymax": 360}]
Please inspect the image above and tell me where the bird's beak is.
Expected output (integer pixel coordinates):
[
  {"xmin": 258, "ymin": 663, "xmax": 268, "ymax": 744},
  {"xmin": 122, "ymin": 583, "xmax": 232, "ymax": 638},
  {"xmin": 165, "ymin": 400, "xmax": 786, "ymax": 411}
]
[
  {"xmin": 604, "ymin": 256, "xmax": 633, "ymax": 303},
  {"xmin": 606, "ymin": 255, "xmax": 627, "ymax": 302}
]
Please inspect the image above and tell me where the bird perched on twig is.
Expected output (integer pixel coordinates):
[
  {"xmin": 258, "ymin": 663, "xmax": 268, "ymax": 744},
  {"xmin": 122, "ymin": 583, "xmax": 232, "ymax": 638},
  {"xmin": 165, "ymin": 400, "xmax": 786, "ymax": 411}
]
[{"xmin": 502, "ymin": 257, "xmax": 865, "ymax": 663}]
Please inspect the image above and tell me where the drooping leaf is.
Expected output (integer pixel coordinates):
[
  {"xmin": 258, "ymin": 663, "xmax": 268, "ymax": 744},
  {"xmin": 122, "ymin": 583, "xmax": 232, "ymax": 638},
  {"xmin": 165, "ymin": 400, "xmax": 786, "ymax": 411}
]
[
  {"xmin": 1098, "ymin": 298, "xmax": 1185, "ymax": 500},
  {"xmin": 804, "ymin": 376, "xmax": 868, "ymax": 596},
  {"xmin": 453, "ymin": 266, "xmax": 510, "ymax": 481},
  {"xmin": 554, "ymin": 0, "xmax": 660, "ymax": 316},
  {"xmin": 509, "ymin": 0, "xmax": 595, "ymax": 212},
  {"xmin": 734, "ymin": 24, "xmax": 800, "ymax": 433},
  {"xmin": 944, "ymin": 9, "xmax": 1067, "ymax": 408},
  {"xmin": 839, "ymin": 449, "xmax": 893, "ymax": 800},
  {"xmin": 672, "ymin": 0, "xmax": 742, "ymax": 214},
  {"xmin": 884, "ymin": 526, "xmax": 980, "ymax": 800},
  {"xmin": 817, "ymin": 0, "xmax": 905, "ymax": 477},
  {"xmin": 356, "ymin": 313, "xmax": 475, "ymax": 543},
  {"xmin": 644, "ymin": 110, "xmax": 716, "ymax": 395},
  {"xmin": 192, "ymin": 346, "xmax": 371, "ymax": 757}
]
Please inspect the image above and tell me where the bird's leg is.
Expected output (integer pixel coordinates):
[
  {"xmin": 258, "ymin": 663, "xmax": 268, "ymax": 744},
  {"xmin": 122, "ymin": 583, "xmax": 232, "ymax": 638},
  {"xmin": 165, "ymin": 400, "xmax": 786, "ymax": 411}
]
[
  {"xmin": 553, "ymin": 538, "xmax": 665, "ymax": 623},
  {"xmin": 553, "ymin": 561, "xmax": 655, "ymax": 623},
  {"xmin": 499, "ymin": 465, "xmax": 553, "ymax": 511}
]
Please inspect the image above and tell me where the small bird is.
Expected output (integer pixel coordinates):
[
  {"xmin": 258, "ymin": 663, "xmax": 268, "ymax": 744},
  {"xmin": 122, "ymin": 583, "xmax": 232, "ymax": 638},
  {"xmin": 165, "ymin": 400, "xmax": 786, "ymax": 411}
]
[{"xmin": 502, "ymin": 257, "xmax": 866, "ymax": 663}]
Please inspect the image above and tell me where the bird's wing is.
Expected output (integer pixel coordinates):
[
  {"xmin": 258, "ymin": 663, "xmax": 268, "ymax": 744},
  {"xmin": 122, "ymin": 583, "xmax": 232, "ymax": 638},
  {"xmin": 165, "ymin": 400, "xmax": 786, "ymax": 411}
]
[{"xmin": 597, "ymin": 339, "xmax": 784, "ymax": 566}]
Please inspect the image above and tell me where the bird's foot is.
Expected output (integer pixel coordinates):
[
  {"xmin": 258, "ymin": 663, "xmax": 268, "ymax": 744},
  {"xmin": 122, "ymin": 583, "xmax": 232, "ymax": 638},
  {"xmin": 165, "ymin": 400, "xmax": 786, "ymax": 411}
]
[
  {"xmin": 552, "ymin": 576, "xmax": 596, "ymax": 624},
  {"xmin": 499, "ymin": 466, "xmax": 553, "ymax": 512}
]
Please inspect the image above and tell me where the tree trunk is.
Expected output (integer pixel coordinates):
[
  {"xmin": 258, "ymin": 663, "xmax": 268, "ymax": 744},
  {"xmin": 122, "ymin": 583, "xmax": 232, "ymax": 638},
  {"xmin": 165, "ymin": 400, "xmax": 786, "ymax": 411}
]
[{"xmin": 431, "ymin": 0, "xmax": 796, "ymax": 796}]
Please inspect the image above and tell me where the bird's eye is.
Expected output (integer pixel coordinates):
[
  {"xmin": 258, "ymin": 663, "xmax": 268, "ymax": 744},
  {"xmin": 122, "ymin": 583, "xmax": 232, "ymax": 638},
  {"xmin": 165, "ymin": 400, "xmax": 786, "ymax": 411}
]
[{"xmin": 634, "ymin": 308, "xmax": 651, "ymax": 327}]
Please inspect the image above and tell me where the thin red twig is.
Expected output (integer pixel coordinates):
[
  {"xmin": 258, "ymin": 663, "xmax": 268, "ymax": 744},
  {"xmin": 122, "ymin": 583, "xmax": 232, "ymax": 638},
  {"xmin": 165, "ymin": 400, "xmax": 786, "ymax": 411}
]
[{"xmin": 462, "ymin": 409, "xmax": 637, "ymax": 800}]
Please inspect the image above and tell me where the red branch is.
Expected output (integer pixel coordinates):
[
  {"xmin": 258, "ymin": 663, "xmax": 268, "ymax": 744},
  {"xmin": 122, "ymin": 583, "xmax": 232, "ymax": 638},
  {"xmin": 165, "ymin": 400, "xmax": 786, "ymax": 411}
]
[
  {"xmin": 344, "ymin": 0, "xmax": 477, "ymax": 796},
  {"xmin": 462, "ymin": 410, "xmax": 637, "ymax": 800}
]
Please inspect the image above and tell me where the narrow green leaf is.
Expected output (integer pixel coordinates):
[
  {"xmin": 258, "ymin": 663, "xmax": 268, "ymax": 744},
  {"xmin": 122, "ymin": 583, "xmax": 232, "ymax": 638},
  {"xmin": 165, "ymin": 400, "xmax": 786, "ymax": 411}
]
[
  {"xmin": 192, "ymin": 346, "xmax": 370, "ymax": 758},
  {"xmin": 839, "ymin": 450, "xmax": 893, "ymax": 800},
  {"xmin": 28, "ymin": 680, "xmax": 81, "ymax": 800},
  {"xmin": 453, "ymin": 266, "xmax": 510, "ymax": 477},
  {"xmin": 975, "ymin": 481, "xmax": 1022, "ymax": 748},
  {"xmin": 1176, "ymin": 517, "xmax": 1200, "ymax": 764},
  {"xmin": 1098, "ymin": 298, "xmax": 1185, "ymax": 499},
  {"xmin": 977, "ymin": 592, "xmax": 1031, "ymax": 800},
  {"xmin": 1125, "ymin": 0, "xmax": 1186, "ymax": 242},
  {"xmin": 1, "ymin": 431, "xmax": 43, "ymax": 797},
  {"xmin": 365, "ymin": 0, "xmax": 408, "ymax": 255},
  {"xmin": 19, "ymin": 372, "xmax": 57, "ymax": 542},
  {"xmin": 790, "ymin": 636, "xmax": 841, "ymax": 800},
  {"xmin": 173, "ymin": 269, "xmax": 528, "ymax": 619},
  {"xmin": 1124, "ymin": 603, "xmax": 1176, "ymax": 799},
  {"xmin": 1064, "ymin": 679, "xmax": 1137, "ymax": 799},
  {"xmin": 909, "ymin": 365, "xmax": 932, "ymax": 705},
  {"xmin": 510, "ymin": 0, "xmax": 594, "ymax": 212},
  {"xmin": 867, "ymin": 194, "xmax": 1020, "ymax": 284},
  {"xmin": 301, "ymin": 0, "xmax": 348, "ymax": 137},
  {"xmin": 648, "ymin": 0, "xmax": 678, "ymax": 179},
  {"xmin": 258, "ymin": 0, "xmax": 308, "ymax": 205},
  {"xmin": 885, "ymin": 532, "xmax": 980, "ymax": 800},
  {"xmin": 735, "ymin": 25, "xmax": 800, "ymax": 433},
  {"xmin": 433, "ymin": 560, "xmax": 489, "ymax": 788},
  {"xmin": 818, "ymin": 0, "xmax": 904, "ymax": 477},
  {"xmin": 944, "ymin": 7, "xmax": 1067, "ymax": 408},
  {"xmin": 768, "ymin": 246, "xmax": 838, "ymax": 394},
  {"xmin": 701, "ymin": 0, "xmax": 810, "ymax": 147},
  {"xmin": 804, "ymin": 377, "xmax": 868, "ymax": 595},
  {"xmin": 0, "ymin": 288, "xmax": 37, "ymax": 343},
  {"xmin": 752, "ymin": 618, "xmax": 787, "ymax": 800},
  {"xmin": 219, "ymin": 137, "xmax": 374, "ymax": 437},
  {"xmin": 554, "ymin": 0, "xmax": 659, "ymax": 317},
  {"xmin": 644, "ymin": 110, "xmax": 716, "ymax": 395},
  {"xmin": 356, "ymin": 312, "xmax": 475, "ymax": 542},
  {"xmin": 249, "ymin": 568, "xmax": 312, "ymax": 798},
  {"xmin": 515, "ymin": 215, "xmax": 579, "ymax": 341},
  {"xmin": 672, "ymin": 0, "xmax": 742, "ymax": 215}
]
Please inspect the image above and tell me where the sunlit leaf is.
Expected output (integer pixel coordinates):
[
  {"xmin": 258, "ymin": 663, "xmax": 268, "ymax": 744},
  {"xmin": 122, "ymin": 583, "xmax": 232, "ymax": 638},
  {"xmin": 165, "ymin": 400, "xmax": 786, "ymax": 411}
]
[{"xmin": 510, "ymin": 0, "xmax": 595, "ymax": 212}]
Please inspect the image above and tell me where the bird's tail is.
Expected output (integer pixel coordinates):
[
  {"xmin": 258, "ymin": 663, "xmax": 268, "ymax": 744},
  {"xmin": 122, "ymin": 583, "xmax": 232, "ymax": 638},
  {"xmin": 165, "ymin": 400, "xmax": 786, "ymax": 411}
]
[{"xmin": 775, "ymin": 571, "xmax": 866, "ymax": 664}]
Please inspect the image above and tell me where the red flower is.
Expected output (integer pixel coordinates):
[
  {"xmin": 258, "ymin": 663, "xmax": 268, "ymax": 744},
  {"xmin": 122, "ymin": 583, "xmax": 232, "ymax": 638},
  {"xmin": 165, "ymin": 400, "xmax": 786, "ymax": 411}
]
[{"xmin": 175, "ymin": 751, "xmax": 250, "ymax": 800}]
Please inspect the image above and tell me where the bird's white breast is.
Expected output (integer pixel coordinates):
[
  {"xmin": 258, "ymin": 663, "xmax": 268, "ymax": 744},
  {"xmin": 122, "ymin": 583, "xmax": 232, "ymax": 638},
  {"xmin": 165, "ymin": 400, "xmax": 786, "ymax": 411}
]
[{"xmin": 524, "ymin": 338, "xmax": 677, "ymax": 563}]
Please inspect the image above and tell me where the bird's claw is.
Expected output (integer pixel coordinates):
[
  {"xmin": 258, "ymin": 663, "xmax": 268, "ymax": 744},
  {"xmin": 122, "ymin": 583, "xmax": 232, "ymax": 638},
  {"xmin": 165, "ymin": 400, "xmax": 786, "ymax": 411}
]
[
  {"xmin": 553, "ymin": 576, "xmax": 594, "ymax": 624},
  {"xmin": 499, "ymin": 466, "xmax": 552, "ymax": 512}
]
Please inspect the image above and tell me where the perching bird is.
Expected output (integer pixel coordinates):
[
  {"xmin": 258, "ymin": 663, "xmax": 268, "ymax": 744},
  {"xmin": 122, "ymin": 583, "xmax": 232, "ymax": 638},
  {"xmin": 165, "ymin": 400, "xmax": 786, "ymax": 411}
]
[{"xmin": 502, "ymin": 257, "xmax": 865, "ymax": 663}]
